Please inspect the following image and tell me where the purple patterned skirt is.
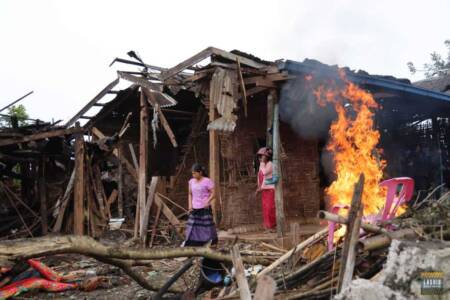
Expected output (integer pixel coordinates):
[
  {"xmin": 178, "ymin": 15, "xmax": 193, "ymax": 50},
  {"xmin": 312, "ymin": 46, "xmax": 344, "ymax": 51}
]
[{"xmin": 184, "ymin": 207, "xmax": 218, "ymax": 247}]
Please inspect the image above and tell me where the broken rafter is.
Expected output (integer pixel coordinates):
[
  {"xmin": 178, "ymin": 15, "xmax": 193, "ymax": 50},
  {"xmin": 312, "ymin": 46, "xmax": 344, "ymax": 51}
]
[
  {"xmin": 65, "ymin": 78, "xmax": 119, "ymax": 127},
  {"xmin": 161, "ymin": 47, "xmax": 266, "ymax": 81},
  {"xmin": 0, "ymin": 127, "xmax": 84, "ymax": 147}
]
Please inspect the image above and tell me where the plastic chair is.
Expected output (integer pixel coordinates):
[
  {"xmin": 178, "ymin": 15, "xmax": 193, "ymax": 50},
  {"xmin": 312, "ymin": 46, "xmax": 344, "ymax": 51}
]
[{"xmin": 327, "ymin": 177, "xmax": 414, "ymax": 251}]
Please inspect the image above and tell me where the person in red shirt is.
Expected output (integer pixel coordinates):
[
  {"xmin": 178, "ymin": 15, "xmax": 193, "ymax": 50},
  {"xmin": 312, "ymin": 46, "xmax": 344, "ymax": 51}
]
[{"xmin": 255, "ymin": 147, "xmax": 276, "ymax": 231}]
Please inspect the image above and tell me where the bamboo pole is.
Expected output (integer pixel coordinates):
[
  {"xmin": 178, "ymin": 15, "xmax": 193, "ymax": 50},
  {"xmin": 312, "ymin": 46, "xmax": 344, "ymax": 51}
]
[{"xmin": 317, "ymin": 211, "xmax": 387, "ymax": 234}]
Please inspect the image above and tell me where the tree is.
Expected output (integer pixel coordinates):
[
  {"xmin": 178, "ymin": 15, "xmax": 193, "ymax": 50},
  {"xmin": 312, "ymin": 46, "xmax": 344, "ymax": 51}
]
[
  {"xmin": 407, "ymin": 40, "xmax": 450, "ymax": 79},
  {"xmin": 0, "ymin": 104, "xmax": 29, "ymax": 127}
]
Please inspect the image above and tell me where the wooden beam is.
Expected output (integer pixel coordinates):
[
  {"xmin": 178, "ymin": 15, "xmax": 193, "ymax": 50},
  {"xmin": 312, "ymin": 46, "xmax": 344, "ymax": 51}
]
[
  {"xmin": 243, "ymin": 73, "xmax": 292, "ymax": 85},
  {"xmin": 39, "ymin": 157, "xmax": 48, "ymax": 235},
  {"xmin": 52, "ymin": 169, "xmax": 75, "ymax": 233},
  {"xmin": 266, "ymin": 93, "xmax": 274, "ymax": 148},
  {"xmin": 161, "ymin": 47, "xmax": 215, "ymax": 80},
  {"xmin": 141, "ymin": 177, "xmax": 159, "ymax": 244},
  {"xmin": 208, "ymin": 82, "xmax": 220, "ymax": 223},
  {"xmin": 272, "ymin": 91, "xmax": 285, "ymax": 237},
  {"xmin": 117, "ymin": 146, "xmax": 124, "ymax": 218},
  {"xmin": 236, "ymin": 58, "xmax": 248, "ymax": 118},
  {"xmin": 338, "ymin": 174, "xmax": 365, "ymax": 292},
  {"xmin": 65, "ymin": 78, "xmax": 119, "ymax": 127},
  {"xmin": 154, "ymin": 193, "xmax": 181, "ymax": 228},
  {"xmin": 0, "ymin": 127, "xmax": 84, "ymax": 147},
  {"xmin": 138, "ymin": 90, "xmax": 149, "ymax": 239},
  {"xmin": 210, "ymin": 47, "xmax": 265, "ymax": 69},
  {"xmin": 74, "ymin": 123, "xmax": 85, "ymax": 235},
  {"xmin": 231, "ymin": 245, "xmax": 251, "ymax": 300}
]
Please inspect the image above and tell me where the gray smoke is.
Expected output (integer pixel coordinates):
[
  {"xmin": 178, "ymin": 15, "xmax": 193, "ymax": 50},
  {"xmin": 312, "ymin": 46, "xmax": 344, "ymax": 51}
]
[{"xmin": 279, "ymin": 77, "xmax": 337, "ymax": 140}]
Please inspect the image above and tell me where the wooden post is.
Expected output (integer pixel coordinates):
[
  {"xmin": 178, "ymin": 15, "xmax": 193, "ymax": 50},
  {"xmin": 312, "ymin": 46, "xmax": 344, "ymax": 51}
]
[
  {"xmin": 272, "ymin": 90, "xmax": 285, "ymax": 237},
  {"xmin": 138, "ymin": 90, "xmax": 149, "ymax": 239},
  {"xmin": 266, "ymin": 93, "xmax": 274, "ymax": 148},
  {"xmin": 74, "ymin": 122, "xmax": 85, "ymax": 235},
  {"xmin": 38, "ymin": 157, "xmax": 48, "ymax": 235},
  {"xmin": 117, "ymin": 145, "xmax": 124, "ymax": 218},
  {"xmin": 230, "ymin": 245, "xmax": 251, "ymax": 300},
  {"xmin": 338, "ymin": 173, "xmax": 365, "ymax": 292},
  {"xmin": 208, "ymin": 91, "xmax": 220, "ymax": 223}
]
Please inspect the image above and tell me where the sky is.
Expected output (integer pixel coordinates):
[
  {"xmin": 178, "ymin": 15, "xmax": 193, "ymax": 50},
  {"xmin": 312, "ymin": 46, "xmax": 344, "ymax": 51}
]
[{"xmin": 0, "ymin": 0, "xmax": 449, "ymax": 122}]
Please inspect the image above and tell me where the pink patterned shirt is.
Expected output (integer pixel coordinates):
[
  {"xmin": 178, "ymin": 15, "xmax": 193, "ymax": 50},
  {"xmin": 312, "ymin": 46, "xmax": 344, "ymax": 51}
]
[{"xmin": 189, "ymin": 177, "xmax": 214, "ymax": 209}]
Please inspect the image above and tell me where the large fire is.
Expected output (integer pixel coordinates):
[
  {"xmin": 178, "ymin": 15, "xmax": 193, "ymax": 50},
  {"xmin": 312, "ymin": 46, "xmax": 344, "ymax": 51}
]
[{"xmin": 313, "ymin": 71, "xmax": 387, "ymax": 216}]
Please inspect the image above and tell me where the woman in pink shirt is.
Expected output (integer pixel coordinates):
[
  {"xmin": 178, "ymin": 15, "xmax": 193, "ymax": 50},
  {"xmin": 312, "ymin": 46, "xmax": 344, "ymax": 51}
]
[
  {"xmin": 183, "ymin": 163, "xmax": 218, "ymax": 247},
  {"xmin": 256, "ymin": 147, "xmax": 276, "ymax": 230}
]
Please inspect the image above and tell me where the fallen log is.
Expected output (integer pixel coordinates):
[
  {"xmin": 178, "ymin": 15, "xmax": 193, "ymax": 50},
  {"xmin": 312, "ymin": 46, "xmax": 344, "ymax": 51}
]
[{"xmin": 0, "ymin": 235, "xmax": 268, "ymax": 268}]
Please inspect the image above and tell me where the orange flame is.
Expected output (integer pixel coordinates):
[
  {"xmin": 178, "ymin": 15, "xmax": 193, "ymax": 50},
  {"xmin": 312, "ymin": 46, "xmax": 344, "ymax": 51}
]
[{"xmin": 313, "ymin": 71, "xmax": 387, "ymax": 217}]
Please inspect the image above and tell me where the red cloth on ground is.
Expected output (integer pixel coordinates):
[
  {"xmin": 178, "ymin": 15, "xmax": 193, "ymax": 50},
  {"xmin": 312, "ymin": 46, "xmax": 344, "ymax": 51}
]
[
  {"xmin": 258, "ymin": 170, "xmax": 276, "ymax": 229},
  {"xmin": 0, "ymin": 278, "xmax": 77, "ymax": 299}
]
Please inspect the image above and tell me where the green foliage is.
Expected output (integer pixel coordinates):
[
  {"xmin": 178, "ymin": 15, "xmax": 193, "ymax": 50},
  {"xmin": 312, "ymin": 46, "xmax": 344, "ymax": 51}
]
[
  {"xmin": 0, "ymin": 104, "xmax": 29, "ymax": 127},
  {"xmin": 407, "ymin": 40, "xmax": 450, "ymax": 79}
]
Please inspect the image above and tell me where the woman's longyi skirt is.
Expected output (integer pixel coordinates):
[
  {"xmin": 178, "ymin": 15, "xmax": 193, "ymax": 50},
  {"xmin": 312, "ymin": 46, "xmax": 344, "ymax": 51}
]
[{"xmin": 184, "ymin": 207, "xmax": 218, "ymax": 247}]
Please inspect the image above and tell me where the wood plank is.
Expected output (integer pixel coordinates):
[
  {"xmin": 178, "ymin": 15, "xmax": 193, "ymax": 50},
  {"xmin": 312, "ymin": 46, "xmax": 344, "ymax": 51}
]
[
  {"xmin": 138, "ymin": 90, "xmax": 149, "ymax": 239},
  {"xmin": 52, "ymin": 169, "xmax": 75, "ymax": 233},
  {"xmin": 243, "ymin": 73, "xmax": 292, "ymax": 85},
  {"xmin": 236, "ymin": 58, "xmax": 248, "ymax": 118},
  {"xmin": 128, "ymin": 143, "xmax": 139, "ymax": 170},
  {"xmin": 73, "ymin": 124, "xmax": 85, "ymax": 235},
  {"xmin": 338, "ymin": 174, "xmax": 365, "ymax": 292},
  {"xmin": 149, "ymin": 204, "xmax": 162, "ymax": 248},
  {"xmin": 0, "ymin": 127, "xmax": 84, "ymax": 147},
  {"xmin": 117, "ymin": 146, "xmax": 124, "ymax": 218},
  {"xmin": 141, "ymin": 176, "xmax": 159, "ymax": 244},
  {"xmin": 231, "ymin": 245, "xmax": 251, "ymax": 300},
  {"xmin": 65, "ymin": 78, "xmax": 119, "ymax": 127},
  {"xmin": 210, "ymin": 47, "xmax": 265, "ymax": 69},
  {"xmin": 161, "ymin": 47, "xmax": 215, "ymax": 80},
  {"xmin": 154, "ymin": 194, "xmax": 181, "ymax": 227}
]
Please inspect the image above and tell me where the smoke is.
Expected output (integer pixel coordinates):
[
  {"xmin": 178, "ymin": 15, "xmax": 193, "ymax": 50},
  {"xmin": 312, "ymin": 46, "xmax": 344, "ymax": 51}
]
[
  {"xmin": 279, "ymin": 69, "xmax": 349, "ymax": 181},
  {"xmin": 279, "ymin": 76, "xmax": 337, "ymax": 140}
]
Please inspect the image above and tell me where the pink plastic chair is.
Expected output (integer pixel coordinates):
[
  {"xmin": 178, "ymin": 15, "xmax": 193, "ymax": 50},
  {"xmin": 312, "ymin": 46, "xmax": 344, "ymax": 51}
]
[{"xmin": 327, "ymin": 177, "xmax": 414, "ymax": 251}]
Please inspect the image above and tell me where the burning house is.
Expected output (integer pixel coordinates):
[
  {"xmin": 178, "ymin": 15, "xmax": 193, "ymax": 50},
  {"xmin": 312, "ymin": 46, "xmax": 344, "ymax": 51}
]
[{"xmin": 0, "ymin": 47, "xmax": 449, "ymax": 299}]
